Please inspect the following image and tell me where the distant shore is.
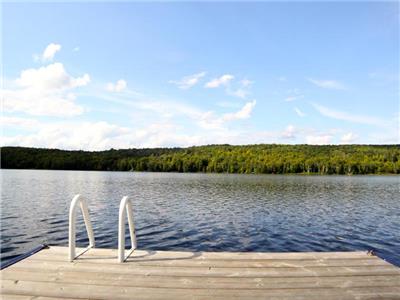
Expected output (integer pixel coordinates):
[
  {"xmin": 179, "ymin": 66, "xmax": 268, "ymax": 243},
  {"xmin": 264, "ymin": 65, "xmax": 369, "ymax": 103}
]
[{"xmin": 1, "ymin": 144, "xmax": 399, "ymax": 175}]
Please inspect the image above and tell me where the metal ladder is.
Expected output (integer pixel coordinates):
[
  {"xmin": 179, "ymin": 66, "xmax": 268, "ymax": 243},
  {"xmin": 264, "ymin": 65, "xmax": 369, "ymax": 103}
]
[{"xmin": 68, "ymin": 194, "xmax": 136, "ymax": 263}]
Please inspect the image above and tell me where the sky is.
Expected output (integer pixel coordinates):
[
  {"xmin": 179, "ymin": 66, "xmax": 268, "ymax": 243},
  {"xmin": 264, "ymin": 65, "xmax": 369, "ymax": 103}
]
[{"xmin": 1, "ymin": 1, "xmax": 399, "ymax": 150}]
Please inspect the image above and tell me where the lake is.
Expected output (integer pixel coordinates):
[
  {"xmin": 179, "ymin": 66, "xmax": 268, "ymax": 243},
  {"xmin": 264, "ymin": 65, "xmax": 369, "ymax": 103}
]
[{"xmin": 1, "ymin": 169, "xmax": 399, "ymax": 266}]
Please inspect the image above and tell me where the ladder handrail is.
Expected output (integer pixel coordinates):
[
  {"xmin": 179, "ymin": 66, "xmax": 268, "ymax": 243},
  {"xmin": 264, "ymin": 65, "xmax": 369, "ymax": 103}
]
[
  {"xmin": 118, "ymin": 196, "xmax": 137, "ymax": 263},
  {"xmin": 68, "ymin": 194, "xmax": 95, "ymax": 262}
]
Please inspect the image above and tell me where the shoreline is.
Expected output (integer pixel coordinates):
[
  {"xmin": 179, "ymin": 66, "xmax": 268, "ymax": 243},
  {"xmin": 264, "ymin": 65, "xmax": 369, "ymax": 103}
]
[{"xmin": 1, "ymin": 168, "xmax": 399, "ymax": 176}]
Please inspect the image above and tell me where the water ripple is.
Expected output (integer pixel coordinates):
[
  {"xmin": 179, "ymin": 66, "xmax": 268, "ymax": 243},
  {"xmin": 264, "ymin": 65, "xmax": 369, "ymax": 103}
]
[{"xmin": 1, "ymin": 170, "xmax": 399, "ymax": 266}]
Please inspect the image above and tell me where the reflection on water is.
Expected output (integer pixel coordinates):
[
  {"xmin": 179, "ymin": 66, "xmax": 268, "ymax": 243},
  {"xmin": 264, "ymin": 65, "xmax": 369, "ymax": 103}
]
[{"xmin": 1, "ymin": 170, "xmax": 399, "ymax": 266}]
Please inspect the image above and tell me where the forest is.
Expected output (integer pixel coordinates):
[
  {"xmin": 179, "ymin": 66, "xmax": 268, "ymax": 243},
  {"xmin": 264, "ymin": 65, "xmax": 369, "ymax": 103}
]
[{"xmin": 1, "ymin": 145, "xmax": 399, "ymax": 175}]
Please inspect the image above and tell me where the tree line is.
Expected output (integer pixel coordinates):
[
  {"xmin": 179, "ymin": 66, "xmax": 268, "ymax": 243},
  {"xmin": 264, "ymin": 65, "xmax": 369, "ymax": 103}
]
[{"xmin": 1, "ymin": 145, "xmax": 399, "ymax": 175}]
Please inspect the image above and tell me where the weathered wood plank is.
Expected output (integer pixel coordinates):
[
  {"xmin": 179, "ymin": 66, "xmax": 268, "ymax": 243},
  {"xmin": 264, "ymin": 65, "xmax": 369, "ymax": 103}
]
[
  {"xmin": 2, "ymin": 279, "xmax": 400, "ymax": 300},
  {"xmin": 6, "ymin": 259, "xmax": 400, "ymax": 278},
  {"xmin": 29, "ymin": 252, "xmax": 390, "ymax": 268},
  {"xmin": 44, "ymin": 246, "xmax": 375, "ymax": 260},
  {"xmin": 1, "ymin": 247, "xmax": 399, "ymax": 300},
  {"xmin": 0, "ymin": 295, "xmax": 81, "ymax": 300},
  {"xmin": 2, "ymin": 269, "xmax": 400, "ymax": 290}
]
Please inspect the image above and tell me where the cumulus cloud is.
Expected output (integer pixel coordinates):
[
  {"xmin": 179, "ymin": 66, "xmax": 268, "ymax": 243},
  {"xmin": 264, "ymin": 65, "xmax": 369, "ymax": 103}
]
[
  {"xmin": 222, "ymin": 100, "xmax": 257, "ymax": 121},
  {"xmin": 1, "ymin": 112, "xmax": 353, "ymax": 149},
  {"xmin": 2, "ymin": 89, "xmax": 84, "ymax": 117},
  {"xmin": 0, "ymin": 119, "xmax": 231, "ymax": 150},
  {"xmin": 195, "ymin": 100, "xmax": 256, "ymax": 130},
  {"xmin": 281, "ymin": 125, "xmax": 297, "ymax": 139},
  {"xmin": 34, "ymin": 43, "xmax": 62, "ymax": 62},
  {"xmin": 308, "ymin": 78, "xmax": 345, "ymax": 90},
  {"xmin": 1, "ymin": 116, "xmax": 41, "ymax": 130},
  {"xmin": 106, "ymin": 79, "xmax": 127, "ymax": 92},
  {"xmin": 341, "ymin": 132, "xmax": 358, "ymax": 144},
  {"xmin": 1, "ymin": 121, "xmax": 131, "ymax": 150},
  {"xmin": 43, "ymin": 43, "xmax": 61, "ymax": 61},
  {"xmin": 169, "ymin": 72, "xmax": 206, "ymax": 89},
  {"xmin": 306, "ymin": 134, "xmax": 333, "ymax": 145},
  {"xmin": 205, "ymin": 74, "xmax": 234, "ymax": 88},
  {"xmin": 16, "ymin": 63, "xmax": 89, "ymax": 90},
  {"xmin": 2, "ymin": 62, "xmax": 90, "ymax": 117}
]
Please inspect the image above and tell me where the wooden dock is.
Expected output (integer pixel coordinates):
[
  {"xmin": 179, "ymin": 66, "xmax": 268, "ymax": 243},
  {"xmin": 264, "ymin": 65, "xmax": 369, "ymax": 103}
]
[{"xmin": 1, "ymin": 246, "xmax": 399, "ymax": 299}]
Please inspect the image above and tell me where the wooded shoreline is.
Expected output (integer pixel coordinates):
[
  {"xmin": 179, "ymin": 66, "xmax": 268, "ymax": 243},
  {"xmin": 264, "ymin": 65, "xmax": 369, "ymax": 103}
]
[{"xmin": 1, "ymin": 145, "xmax": 399, "ymax": 175}]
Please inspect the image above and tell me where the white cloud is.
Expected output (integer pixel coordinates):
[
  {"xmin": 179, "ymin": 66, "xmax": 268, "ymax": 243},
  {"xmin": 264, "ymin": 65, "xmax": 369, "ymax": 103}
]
[
  {"xmin": 2, "ymin": 63, "xmax": 89, "ymax": 117},
  {"xmin": 6, "ymin": 45, "xmax": 398, "ymax": 149},
  {"xmin": 169, "ymin": 72, "xmax": 206, "ymax": 89},
  {"xmin": 37, "ymin": 43, "xmax": 62, "ymax": 62},
  {"xmin": 312, "ymin": 103, "xmax": 387, "ymax": 127},
  {"xmin": 306, "ymin": 134, "xmax": 333, "ymax": 145},
  {"xmin": 222, "ymin": 100, "xmax": 256, "ymax": 121},
  {"xmin": 1, "ymin": 121, "xmax": 131, "ymax": 150},
  {"xmin": 1, "ymin": 112, "xmax": 363, "ymax": 149},
  {"xmin": 308, "ymin": 78, "xmax": 345, "ymax": 90},
  {"xmin": 227, "ymin": 79, "xmax": 253, "ymax": 99},
  {"xmin": 278, "ymin": 76, "xmax": 287, "ymax": 82},
  {"xmin": 94, "ymin": 90, "xmax": 257, "ymax": 133},
  {"xmin": 294, "ymin": 107, "xmax": 306, "ymax": 117},
  {"xmin": 195, "ymin": 100, "xmax": 257, "ymax": 130},
  {"xmin": 16, "ymin": 62, "xmax": 90, "ymax": 90},
  {"xmin": 73, "ymin": 46, "xmax": 80, "ymax": 52},
  {"xmin": 228, "ymin": 88, "xmax": 248, "ymax": 99},
  {"xmin": 205, "ymin": 74, "xmax": 234, "ymax": 88},
  {"xmin": 366, "ymin": 131, "xmax": 400, "ymax": 144},
  {"xmin": 2, "ymin": 90, "xmax": 84, "ymax": 117},
  {"xmin": 240, "ymin": 79, "xmax": 253, "ymax": 87},
  {"xmin": 280, "ymin": 126, "xmax": 339, "ymax": 144},
  {"xmin": 340, "ymin": 132, "xmax": 358, "ymax": 144},
  {"xmin": 106, "ymin": 79, "xmax": 127, "ymax": 93},
  {"xmin": 1, "ymin": 116, "xmax": 40, "ymax": 130},
  {"xmin": 0, "ymin": 119, "xmax": 239, "ymax": 150},
  {"xmin": 281, "ymin": 125, "xmax": 296, "ymax": 139}
]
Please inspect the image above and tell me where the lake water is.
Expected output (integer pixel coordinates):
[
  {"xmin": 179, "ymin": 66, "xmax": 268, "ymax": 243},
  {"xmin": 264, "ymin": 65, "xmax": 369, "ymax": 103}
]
[{"xmin": 1, "ymin": 169, "xmax": 399, "ymax": 266}]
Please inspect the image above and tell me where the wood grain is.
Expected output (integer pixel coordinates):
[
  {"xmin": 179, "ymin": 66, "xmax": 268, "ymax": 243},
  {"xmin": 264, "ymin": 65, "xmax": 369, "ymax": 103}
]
[{"xmin": 1, "ymin": 246, "xmax": 399, "ymax": 300}]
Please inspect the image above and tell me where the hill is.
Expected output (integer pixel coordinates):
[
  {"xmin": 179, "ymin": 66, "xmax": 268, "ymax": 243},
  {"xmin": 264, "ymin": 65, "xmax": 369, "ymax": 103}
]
[{"xmin": 1, "ymin": 145, "xmax": 399, "ymax": 175}]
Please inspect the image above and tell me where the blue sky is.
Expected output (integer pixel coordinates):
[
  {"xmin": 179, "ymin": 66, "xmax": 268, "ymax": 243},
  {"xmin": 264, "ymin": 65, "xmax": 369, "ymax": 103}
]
[{"xmin": 2, "ymin": 2, "xmax": 399, "ymax": 150}]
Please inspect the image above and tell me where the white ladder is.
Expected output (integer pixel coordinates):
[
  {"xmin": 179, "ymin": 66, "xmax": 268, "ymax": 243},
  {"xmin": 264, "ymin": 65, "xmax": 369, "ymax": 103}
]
[
  {"xmin": 118, "ymin": 196, "xmax": 137, "ymax": 263},
  {"xmin": 68, "ymin": 194, "xmax": 136, "ymax": 263}
]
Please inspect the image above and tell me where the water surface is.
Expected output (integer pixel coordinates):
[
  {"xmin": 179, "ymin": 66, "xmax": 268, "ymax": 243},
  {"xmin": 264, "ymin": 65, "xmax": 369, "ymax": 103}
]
[{"xmin": 1, "ymin": 170, "xmax": 399, "ymax": 266}]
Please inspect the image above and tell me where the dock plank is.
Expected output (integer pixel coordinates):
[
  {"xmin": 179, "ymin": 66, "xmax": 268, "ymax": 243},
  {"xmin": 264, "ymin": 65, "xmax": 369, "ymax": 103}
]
[
  {"xmin": 0, "ymin": 295, "xmax": 81, "ymax": 300},
  {"xmin": 2, "ymin": 279, "xmax": 400, "ymax": 300},
  {"xmin": 30, "ymin": 252, "xmax": 390, "ymax": 268},
  {"xmin": 8, "ymin": 259, "xmax": 400, "ymax": 277},
  {"xmin": 2, "ymin": 269, "xmax": 400, "ymax": 290},
  {"xmin": 1, "ymin": 246, "xmax": 399, "ymax": 300},
  {"xmin": 45, "ymin": 246, "xmax": 377, "ymax": 260}
]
